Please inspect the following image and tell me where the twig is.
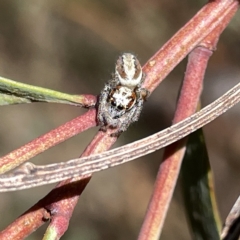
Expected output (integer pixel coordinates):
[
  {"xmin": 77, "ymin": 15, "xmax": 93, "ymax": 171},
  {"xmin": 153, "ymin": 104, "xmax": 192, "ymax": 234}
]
[
  {"xmin": 221, "ymin": 196, "xmax": 240, "ymax": 240},
  {"xmin": 42, "ymin": 130, "xmax": 117, "ymax": 239},
  {"xmin": 138, "ymin": 45, "xmax": 207, "ymax": 239},
  {"xmin": 137, "ymin": 2, "xmax": 238, "ymax": 238},
  {"xmin": 142, "ymin": 0, "xmax": 237, "ymax": 92},
  {"xmin": 0, "ymin": 109, "xmax": 97, "ymax": 174}
]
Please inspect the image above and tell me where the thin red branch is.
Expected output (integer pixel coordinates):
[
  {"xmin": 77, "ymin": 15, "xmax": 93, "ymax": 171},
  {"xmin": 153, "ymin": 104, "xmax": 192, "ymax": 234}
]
[
  {"xmin": 142, "ymin": 0, "xmax": 237, "ymax": 92},
  {"xmin": 43, "ymin": 129, "xmax": 117, "ymax": 239},
  {"xmin": 0, "ymin": 109, "xmax": 97, "ymax": 174},
  {"xmin": 0, "ymin": 204, "xmax": 51, "ymax": 239},
  {"xmin": 75, "ymin": 94, "xmax": 97, "ymax": 108},
  {"xmin": 138, "ymin": 2, "xmax": 239, "ymax": 239},
  {"xmin": 138, "ymin": 47, "xmax": 207, "ymax": 240},
  {"xmin": 0, "ymin": 129, "xmax": 117, "ymax": 239}
]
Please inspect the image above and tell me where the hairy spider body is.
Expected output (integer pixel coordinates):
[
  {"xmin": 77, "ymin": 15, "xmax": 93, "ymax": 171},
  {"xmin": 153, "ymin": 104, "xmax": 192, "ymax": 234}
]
[{"xmin": 97, "ymin": 53, "xmax": 149, "ymax": 137}]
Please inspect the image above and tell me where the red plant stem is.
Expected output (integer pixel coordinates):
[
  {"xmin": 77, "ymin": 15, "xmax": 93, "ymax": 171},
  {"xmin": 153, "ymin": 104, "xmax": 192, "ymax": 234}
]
[
  {"xmin": 0, "ymin": 109, "xmax": 97, "ymax": 174},
  {"xmin": 43, "ymin": 130, "xmax": 117, "ymax": 239},
  {"xmin": 0, "ymin": 203, "xmax": 51, "ymax": 240},
  {"xmin": 138, "ymin": 48, "xmax": 207, "ymax": 240},
  {"xmin": 138, "ymin": 2, "xmax": 239, "ymax": 239},
  {"xmin": 142, "ymin": 0, "xmax": 237, "ymax": 92},
  {"xmin": 139, "ymin": 51, "xmax": 208, "ymax": 239},
  {"xmin": 0, "ymin": 130, "xmax": 117, "ymax": 240},
  {"xmin": 77, "ymin": 94, "xmax": 97, "ymax": 108}
]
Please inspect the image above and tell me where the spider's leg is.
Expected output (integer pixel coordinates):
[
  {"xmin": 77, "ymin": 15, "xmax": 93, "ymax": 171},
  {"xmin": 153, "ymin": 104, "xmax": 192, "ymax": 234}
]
[
  {"xmin": 132, "ymin": 98, "xmax": 144, "ymax": 122},
  {"xmin": 111, "ymin": 106, "xmax": 137, "ymax": 137},
  {"xmin": 97, "ymin": 83, "xmax": 111, "ymax": 126}
]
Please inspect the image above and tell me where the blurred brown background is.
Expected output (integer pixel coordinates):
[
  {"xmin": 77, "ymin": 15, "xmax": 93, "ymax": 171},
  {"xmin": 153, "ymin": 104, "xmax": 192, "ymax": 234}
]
[{"xmin": 0, "ymin": 1, "xmax": 240, "ymax": 239}]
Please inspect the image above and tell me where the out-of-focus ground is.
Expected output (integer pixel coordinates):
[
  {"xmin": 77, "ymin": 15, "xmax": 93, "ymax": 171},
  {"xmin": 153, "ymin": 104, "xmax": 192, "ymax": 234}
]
[{"xmin": 0, "ymin": 1, "xmax": 239, "ymax": 239}]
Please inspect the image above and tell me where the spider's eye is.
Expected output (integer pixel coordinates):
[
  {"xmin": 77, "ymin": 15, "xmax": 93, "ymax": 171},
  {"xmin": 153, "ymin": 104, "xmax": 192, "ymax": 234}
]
[{"xmin": 118, "ymin": 105, "xmax": 124, "ymax": 110}]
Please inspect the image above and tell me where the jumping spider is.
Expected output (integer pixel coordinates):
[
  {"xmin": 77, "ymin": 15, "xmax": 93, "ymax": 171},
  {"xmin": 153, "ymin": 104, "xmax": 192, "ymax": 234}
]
[{"xmin": 97, "ymin": 53, "xmax": 149, "ymax": 137}]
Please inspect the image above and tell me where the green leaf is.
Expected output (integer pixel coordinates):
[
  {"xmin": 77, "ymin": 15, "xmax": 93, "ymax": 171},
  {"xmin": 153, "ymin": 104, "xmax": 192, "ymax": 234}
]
[
  {"xmin": 181, "ymin": 129, "xmax": 221, "ymax": 240},
  {"xmin": 0, "ymin": 76, "xmax": 96, "ymax": 107}
]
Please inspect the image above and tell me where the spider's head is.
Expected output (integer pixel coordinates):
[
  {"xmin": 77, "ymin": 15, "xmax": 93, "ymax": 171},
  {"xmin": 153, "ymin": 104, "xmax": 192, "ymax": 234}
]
[{"xmin": 115, "ymin": 53, "xmax": 143, "ymax": 88}]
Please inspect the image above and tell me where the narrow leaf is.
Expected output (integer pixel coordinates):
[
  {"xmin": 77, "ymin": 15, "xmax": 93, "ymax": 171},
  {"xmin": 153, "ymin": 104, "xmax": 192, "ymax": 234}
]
[
  {"xmin": 0, "ymin": 76, "xmax": 96, "ymax": 107},
  {"xmin": 0, "ymin": 93, "xmax": 31, "ymax": 105},
  {"xmin": 181, "ymin": 129, "xmax": 221, "ymax": 240}
]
